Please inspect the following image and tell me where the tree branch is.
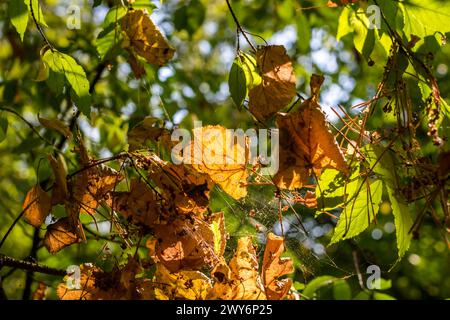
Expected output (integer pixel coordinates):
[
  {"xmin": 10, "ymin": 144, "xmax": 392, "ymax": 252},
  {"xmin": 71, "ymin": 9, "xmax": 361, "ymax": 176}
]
[
  {"xmin": 0, "ymin": 254, "xmax": 66, "ymax": 276},
  {"xmin": 225, "ymin": 0, "xmax": 256, "ymax": 52}
]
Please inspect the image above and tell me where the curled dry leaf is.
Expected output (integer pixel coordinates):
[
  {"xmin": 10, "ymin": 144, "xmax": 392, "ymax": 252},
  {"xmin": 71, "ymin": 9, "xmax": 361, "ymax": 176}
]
[
  {"xmin": 208, "ymin": 237, "xmax": 266, "ymax": 300},
  {"xmin": 262, "ymin": 233, "xmax": 294, "ymax": 300},
  {"xmin": 22, "ymin": 184, "xmax": 52, "ymax": 228},
  {"xmin": 48, "ymin": 154, "xmax": 69, "ymax": 205},
  {"xmin": 274, "ymin": 74, "xmax": 348, "ymax": 189},
  {"xmin": 248, "ymin": 45, "xmax": 296, "ymax": 121},
  {"xmin": 151, "ymin": 263, "xmax": 212, "ymax": 300},
  {"xmin": 44, "ymin": 217, "xmax": 81, "ymax": 254},
  {"xmin": 148, "ymin": 154, "xmax": 214, "ymax": 215},
  {"xmin": 112, "ymin": 178, "xmax": 161, "ymax": 228},
  {"xmin": 121, "ymin": 9, "xmax": 175, "ymax": 66},
  {"xmin": 155, "ymin": 216, "xmax": 220, "ymax": 272},
  {"xmin": 38, "ymin": 115, "xmax": 72, "ymax": 138},
  {"xmin": 182, "ymin": 125, "xmax": 249, "ymax": 199}
]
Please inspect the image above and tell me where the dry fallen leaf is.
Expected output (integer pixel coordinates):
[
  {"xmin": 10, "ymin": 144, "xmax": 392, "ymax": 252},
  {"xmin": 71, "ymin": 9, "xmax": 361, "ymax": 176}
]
[
  {"xmin": 44, "ymin": 217, "xmax": 81, "ymax": 254},
  {"xmin": 121, "ymin": 9, "xmax": 175, "ymax": 66},
  {"xmin": 22, "ymin": 184, "xmax": 52, "ymax": 228},
  {"xmin": 262, "ymin": 233, "xmax": 294, "ymax": 300},
  {"xmin": 248, "ymin": 45, "xmax": 296, "ymax": 121},
  {"xmin": 273, "ymin": 74, "xmax": 348, "ymax": 189},
  {"xmin": 183, "ymin": 125, "xmax": 249, "ymax": 199}
]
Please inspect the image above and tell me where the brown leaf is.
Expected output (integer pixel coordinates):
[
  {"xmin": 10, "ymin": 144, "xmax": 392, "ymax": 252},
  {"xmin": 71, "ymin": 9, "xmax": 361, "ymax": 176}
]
[
  {"xmin": 22, "ymin": 185, "xmax": 52, "ymax": 228},
  {"xmin": 262, "ymin": 233, "xmax": 294, "ymax": 300},
  {"xmin": 112, "ymin": 179, "xmax": 161, "ymax": 228},
  {"xmin": 48, "ymin": 154, "xmax": 69, "ymax": 205},
  {"xmin": 38, "ymin": 116, "xmax": 72, "ymax": 138},
  {"xmin": 121, "ymin": 9, "xmax": 175, "ymax": 66},
  {"xmin": 183, "ymin": 125, "xmax": 249, "ymax": 199},
  {"xmin": 57, "ymin": 264, "xmax": 101, "ymax": 300},
  {"xmin": 44, "ymin": 217, "xmax": 81, "ymax": 254},
  {"xmin": 248, "ymin": 45, "xmax": 296, "ymax": 121},
  {"xmin": 155, "ymin": 217, "xmax": 219, "ymax": 272},
  {"xmin": 32, "ymin": 282, "xmax": 47, "ymax": 300},
  {"xmin": 273, "ymin": 74, "xmax": 348, "ymax": 189},
  {"xmin": 208, "ymin": 237, "xmax": 266, "ymax": 300},
  {"xmin": 127, "ymin": 117, "xmax": 172, "ymax": 152},
  {"xmin": 148, "ymin": 154, "xmax": 213, "ymax": 215},
  {"xmin": 73, "ymin": 164, "xmax": 124, "ymax": 215}
]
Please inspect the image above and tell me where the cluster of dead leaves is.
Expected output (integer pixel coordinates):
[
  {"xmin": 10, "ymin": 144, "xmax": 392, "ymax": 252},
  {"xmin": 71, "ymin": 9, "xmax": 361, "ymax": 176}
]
[
  {"xmin": 22, "ymin": 135, "xmax": 124, "ymax": 254},
  {"xmin": 57, "ymin": 233, "xmax": 294, "ymax": 300}
]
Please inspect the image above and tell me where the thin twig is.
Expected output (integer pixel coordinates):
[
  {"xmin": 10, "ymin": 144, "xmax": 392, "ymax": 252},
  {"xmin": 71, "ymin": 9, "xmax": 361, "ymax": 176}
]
[
  {"xmin": 225, "ymin": 0, "xmax": 256, "ymax": 52},
  {"xmin": 29, "ymin": 0, "xmax": 54, "ymax": 50}
]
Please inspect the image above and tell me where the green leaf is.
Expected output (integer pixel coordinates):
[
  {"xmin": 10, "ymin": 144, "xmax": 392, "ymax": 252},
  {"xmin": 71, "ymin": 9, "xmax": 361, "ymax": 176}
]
[
  {"xmin": 330, "ymin": 179, "xmax": 382, "ymax": 244},
  {"xmin": 174, "ymin": 0, "xmax": 206, "ymax": 35},
  {"xmin": 95, "ymin": 24, "xmax": 122, "ymax": 60},
  {"xmin": 336, "ymin": 7, "xmax": 353, "ymax": 41},
  {"xmin": 26, "ymin": 0, "xmax": 48, "ymax": 27},
  {"xmin": 103, "ymin": 6, "xmax": 127, "ymax": 28},
  {"xmin": 129, "ymin": 0, "xmax": 157, "ymax": 11},
  {"xmin": 296, "ymin": 12, "xmax": 310, "ymax": 53},
  {"xmin": 0, "ymin": 112, "xmax": 8, "ymax": 143},
  {"xmin": 316, "ymin": 167, "xmax": 360, "ymax": 213},
  {"xmin": 401, "ymin": 0, "xmax": 450, "ymax": 41},
  {"xmin": 302, "ymin": 276, "xmax": 336, "ymax": 300},
  {"xmin": 373, "ymin": 292, "xmax": 396, "ymax": 300},
  {"xmin": 42, "ymin": 50, "xmax": 91, "ymax": 116},
  {"xmin": 350, "ymin": 8, "xmax": 375, "ymax": 60},
  {"xmin": 363, "ymin": 145, "xmax": 413, "ymax": 258},
  {"xmin": 9, "ymin": 0, "xmax": 29, "ymax": 41},
  {"xmin": 228, "ymin": 58, "xmax": 247, "ymax": 109},
  {"xmin": 333, "ymin": 280, "xmax": 352, "ymax": 300}
]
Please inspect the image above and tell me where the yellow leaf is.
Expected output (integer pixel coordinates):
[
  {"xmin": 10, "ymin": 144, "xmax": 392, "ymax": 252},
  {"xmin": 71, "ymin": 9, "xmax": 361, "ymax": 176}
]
[
  {"xmin": 121, "ymin": 9, "xmax": 175, "ymax": 66},
  {"xmin": 153, "ymin": 263, "xmax": 212, "ymax": 300},
  {"xmin": 183, "ymin": 125, "xmax": 249, "ymax": 199},
  {"xmin": 248, "ymin": 45, "xmax": 297, "ymax": 121}
]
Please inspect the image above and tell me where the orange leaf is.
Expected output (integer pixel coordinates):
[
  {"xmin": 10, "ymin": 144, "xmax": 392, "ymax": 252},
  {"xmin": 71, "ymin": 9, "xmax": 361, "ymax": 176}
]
[
  {"xmin": 155, "ymin": 217, "xmax": 219, "ymax": 272},
  {"xmin": 248, "ymin": 45, "xmax": 296, "ymax": 121},
  {"xmin": 22, "ymin": 185, "xmax": 52, "ymax": 228},
  {"xmin": 44, "ymin": 217, "xmax": 81, "ymax": 254},
  {"xmin": 262, "ymin": 233, "xmax": 294, "ymax": 300},
  {"xmin": 274, "ymin": 74, "xmax": 348, "ymax": 189}
]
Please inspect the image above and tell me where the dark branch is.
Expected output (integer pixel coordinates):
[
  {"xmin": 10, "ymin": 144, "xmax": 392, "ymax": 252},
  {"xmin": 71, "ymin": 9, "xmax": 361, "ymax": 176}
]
[{"xmin": 0, "ymin": 254, "xmax": 66, "ymax": 276}]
